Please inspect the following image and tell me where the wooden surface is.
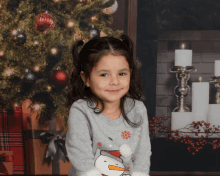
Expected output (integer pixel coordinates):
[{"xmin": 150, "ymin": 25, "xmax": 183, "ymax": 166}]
[
  {"xmin": 150, "ymin": 172, "xmax": 220, "ymax": 175},
  {"xmin": 12, "ymin": 172, "xmax": 220, "ymax": 176}
]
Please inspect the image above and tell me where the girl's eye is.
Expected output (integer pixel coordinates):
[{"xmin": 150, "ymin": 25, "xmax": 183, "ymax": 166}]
[{"xmin": 101, "ymin": 72, "xmax": 127, "ymax": 77}]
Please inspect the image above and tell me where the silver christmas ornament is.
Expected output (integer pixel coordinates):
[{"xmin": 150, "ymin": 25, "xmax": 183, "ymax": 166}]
[{"xmin": 13, "ymin": 28, "xmax": 26, "ymax": 46}]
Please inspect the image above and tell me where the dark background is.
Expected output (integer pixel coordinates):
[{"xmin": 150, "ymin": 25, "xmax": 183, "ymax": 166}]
[
  {"xmin": 136, "ymin": 0, "xmax": 220, "ymax": 172},
  {"xmin": 105, "ymin": 0, "xmax": 220, "ymax": 172},
  {"xmin": 137, "ymin": 0, "xmax": 220, "ymax": 118},
  {"xmin": 107, "ymin": 0, "xmax": 125, "ymax": 31}
]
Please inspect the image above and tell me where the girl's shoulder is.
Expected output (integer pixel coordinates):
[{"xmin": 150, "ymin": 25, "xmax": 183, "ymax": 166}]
[
  {"xmin": 124, "ymin": 97, "xmax": 146, "ymax": 112},
  {"xmin": 124, "ymin": 97, "xmax": 146, "ymax": 124},
  {"xmin": 70, "ymin": 97, "xmax": 92, "ymax": 106}
]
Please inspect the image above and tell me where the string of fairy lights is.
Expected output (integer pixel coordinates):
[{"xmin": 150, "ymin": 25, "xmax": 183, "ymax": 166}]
[{"xmin": 0, "ymin": 0, "xmax": 119, "ymax": 120}]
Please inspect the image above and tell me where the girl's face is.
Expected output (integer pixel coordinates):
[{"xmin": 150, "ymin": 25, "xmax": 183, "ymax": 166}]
[{"xmin": 80, "ymin": 54, "xmax": 132, "ymax": 111}]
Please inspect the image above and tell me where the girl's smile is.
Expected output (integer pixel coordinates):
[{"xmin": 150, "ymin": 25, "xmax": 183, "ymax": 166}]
[{"xmin": 107, "ymin": 89, "xmax": 121, "ymax": 92}]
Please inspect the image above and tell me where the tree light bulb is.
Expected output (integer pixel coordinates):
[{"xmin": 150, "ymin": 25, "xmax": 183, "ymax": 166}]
[
  {"xmin": 4, "ymin": 68, "xmax": 14, "ymax": 76},
  {"xmin": 47, "ymin": 86, "xmax": 52, "ymax": 91},
  {"xmin": 34, "ymin": 104, "xmax": 40, "ymax": 110},
  {"xmin": 33, "ymin": 41, "xmax": 39, "ymax": 45},
  {"xmin": 51, "ymin": 48, "xmax": 57, "ymax": 55},
  {"xmin": 0, "ymin": 50, "xmax": 4, "ymax": 57},
  {"xmin": 14, "ymin": 103, "xmax": 19, "ymax": 107},
  {"xmin": 11, "ymin": 29, "xmax": 17, "ymax": 35},
  {"xmin": 91, "ymin": 16, "xmax": 97, "ymax": 21},
  {"xmin": 34, "ymin": 65, "xmax": 40, "ymax": 72},
  {"xmin": 67, "ymin": 21, "xmax": 74, "ymax": 28}
]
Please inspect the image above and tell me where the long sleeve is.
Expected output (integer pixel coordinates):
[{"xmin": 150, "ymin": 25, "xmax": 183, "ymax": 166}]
[
  {"xmin": 131, "ymin": 103, "xmax": 152, "ymax": 176},
  {"xmin": 65, "ymin": 104, "xmax": 102, "ymax": 176}
]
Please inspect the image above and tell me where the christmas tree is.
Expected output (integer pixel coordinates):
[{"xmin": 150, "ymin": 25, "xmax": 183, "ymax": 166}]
[{"xmin": 0, "ymin": 0, "xmax": 123, "ymax": 127}]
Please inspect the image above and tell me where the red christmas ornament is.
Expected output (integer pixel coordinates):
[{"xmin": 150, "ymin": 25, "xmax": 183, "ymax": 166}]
[
  {"xmin": 35, "ymin": 12, "xmax": 55, "ymax": 33},
  {"xmin": 49, "ymin": 70, "xmax": 69, "ymax": 89}
]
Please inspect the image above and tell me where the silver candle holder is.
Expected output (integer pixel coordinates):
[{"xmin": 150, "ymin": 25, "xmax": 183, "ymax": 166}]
[
  {"xmin": 210, "ymin": 76, "xmax": 220, "ymax": 104},
  {"xmin": 170, "ymin": 66, "xmax": 197, "ymax": 112}
]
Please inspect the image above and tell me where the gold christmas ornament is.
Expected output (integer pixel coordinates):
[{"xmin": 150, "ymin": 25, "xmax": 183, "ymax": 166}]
[{"xmin": 73, "ymin": 29, "xmax": 82, "ymax": 41}]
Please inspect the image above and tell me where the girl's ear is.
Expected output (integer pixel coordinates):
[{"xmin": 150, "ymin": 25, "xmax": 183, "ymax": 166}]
[
  {"xmin": 80, "ymin": 71, "xmax": 90, "ymax": 87},
  {"xmin": 80, "ymin": 71, "xmax": 86, "ymax": 83}
]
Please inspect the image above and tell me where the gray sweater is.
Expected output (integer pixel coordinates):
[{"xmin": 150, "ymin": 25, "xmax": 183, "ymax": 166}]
[{"xmin": 66, "ymin": 97, "xmax": 152, "ymax": 176}]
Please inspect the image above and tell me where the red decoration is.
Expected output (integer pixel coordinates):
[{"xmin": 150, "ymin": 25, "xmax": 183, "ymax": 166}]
[
  {"xmin": 97, "ymin": 142, "xmax": 102, "ymax": 146},
  {"xmin": 121, "ymin": 130, "xmax": 131, "ymax": 140},
  {"xmin": 49, "ymin": 70, "xmax": 69, "ymax": 89},
  {"xmin": 35, "ymin": 12, "xmax": 55, "ymax": 33},
  {"xmin": 106, "ymin": 151, "xmax": 121, "ymax": 158},
  {"xmin": 149, "ymin": 115, "xmax": 220, "ymax": 155}
]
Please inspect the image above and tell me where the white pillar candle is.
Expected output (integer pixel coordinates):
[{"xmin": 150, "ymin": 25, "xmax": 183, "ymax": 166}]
[
  {"xmin": 208, "ymin": 104, "xmax": 220, "ymax": 138},
  {"xmin": 192, "ymin": 82, "xmax": 209, "ymax": 122},
  {"xmin": 171, "ymin": 112, "xmax": 193, "ymax": 137},
  {"xmin": 175, "ymin": 49, "xmax": 192, "ymax": 66},
  {"xmin": 208, "ymin": 104, "xmax": 220, "ymax": 127},
  {"xmin": 214, "ymin": 60, "xmax": 220, "ymax": 76}
]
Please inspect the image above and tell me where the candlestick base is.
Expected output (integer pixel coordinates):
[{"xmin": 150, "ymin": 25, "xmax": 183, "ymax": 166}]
[
  {"xmin": 210, "ymin": 76, "xmax": 220, "ymax": 104},
  {"xmin": 170, "ymin": 66, "xmax": 197, "ymax": 112},
  {"xmin": 173, "ymin": 106, "xmax": 190, "ymax": 112}
]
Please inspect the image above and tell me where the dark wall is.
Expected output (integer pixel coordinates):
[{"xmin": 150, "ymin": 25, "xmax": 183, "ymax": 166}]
[
  {"xmin": 137, "ymin": 0, "xmax": 220, "ymax": 172},
  {"xmin": 137, "ymin": 0, "xmax": 220, "ymax": 117},
  {"xmin": 137, "ymin": 0, "xmax": 157, "ymax": 117},
  {"xmin": 107, "ymin": 0, "xmax": 125, "ymax": 31}
]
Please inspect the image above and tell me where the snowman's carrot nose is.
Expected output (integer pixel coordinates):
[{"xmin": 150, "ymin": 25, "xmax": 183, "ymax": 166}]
[{"xmin": 108, "ymin": 165, "xmax": 128, "ymax": 171}]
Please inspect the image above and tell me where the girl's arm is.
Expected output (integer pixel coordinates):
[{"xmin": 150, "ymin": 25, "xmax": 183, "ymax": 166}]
[
  {"xmin": 65, "ymin": 104, "xmax": 102, "ymax": 176},
  {"xmin": 131, "ymin": 103, "xmax": 152, "ymax": 176}
]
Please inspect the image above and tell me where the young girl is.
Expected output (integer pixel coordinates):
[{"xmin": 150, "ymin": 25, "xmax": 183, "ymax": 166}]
[{"xmin": 66, "ymin": 34, "xmax": 152, "ymax": 176}]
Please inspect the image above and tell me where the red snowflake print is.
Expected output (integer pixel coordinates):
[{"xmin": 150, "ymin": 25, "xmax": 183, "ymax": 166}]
[
  {"xmin": 138, "ymin": 135, "xmax": 140, "ymax": 137},
  {"xmin": 121, "ymin": 130, "xmax": 131, "ymax": 140},
  {"xmin": 97, "ymin": 142, "xmax": 102, "ymax": 146}
]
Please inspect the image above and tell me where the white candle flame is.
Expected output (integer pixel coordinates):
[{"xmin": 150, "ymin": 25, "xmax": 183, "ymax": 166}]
[
  {"xmin": 198, "ymin": 76, "xmax": 203, "ymax": 82},
  {"xmin": 181, "ymin": 43, "xmax": 185, "ymax": 49}
]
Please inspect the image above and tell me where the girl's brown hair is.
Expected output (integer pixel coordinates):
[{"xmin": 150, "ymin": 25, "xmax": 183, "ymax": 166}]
[{"xmin": 67, "ymin": 34, "xmax": 146, "ymax": 128}]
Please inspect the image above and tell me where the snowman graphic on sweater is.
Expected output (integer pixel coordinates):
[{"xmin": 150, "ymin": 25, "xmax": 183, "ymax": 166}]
[{"xmin": 94, "ymin": 144, "xmax": 131, "ymax": 176}]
